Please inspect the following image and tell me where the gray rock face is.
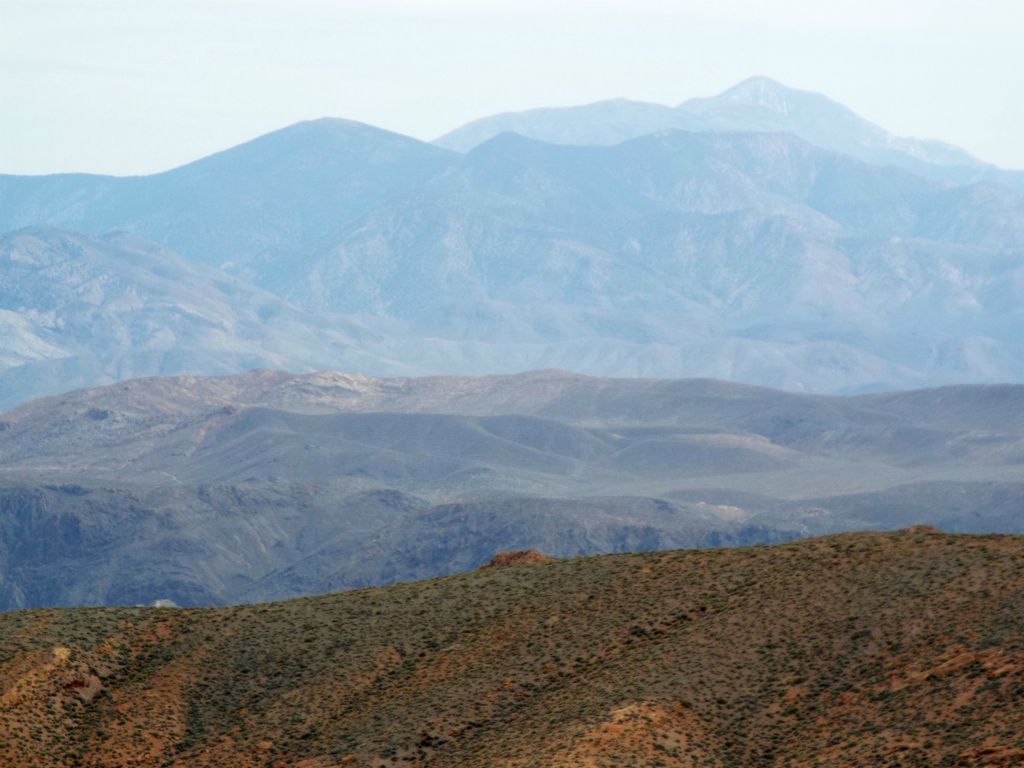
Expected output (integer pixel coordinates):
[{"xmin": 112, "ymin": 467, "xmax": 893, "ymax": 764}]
[{"xmin": 1, "ymin": 370, "xmax": 1023, "ymax": 609}]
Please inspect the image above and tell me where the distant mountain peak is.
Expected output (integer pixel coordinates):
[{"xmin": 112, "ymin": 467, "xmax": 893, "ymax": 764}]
[
  {"xmin": 466, "ymin": 129, "xmax": 556, "ymax": 156},
  {"xmin": 277, "ymin": 116, "xmax": 419, "ymax": 141},
  {"xmin": 237, "ymin": 116, "xmax": 447, "ymax": 152},
  {"xmin": 715, "ymin": 76, "xmax": 800, "ymax": 110},
  {"xmin": 434, "ymin": 77, "xmax": 1008, "ymax": 180},
  {"xmin": 716, "ymin": 75, "xmax": 794, "ymax": 100},
  {"xmin": 688, "ymin": 76, "xmax": 840, "ymax": 118}
]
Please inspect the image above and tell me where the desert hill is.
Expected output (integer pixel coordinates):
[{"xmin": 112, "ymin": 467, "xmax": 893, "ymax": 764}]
[
  {"xmin": 1, "ymin": 529, "xmax": 1023, "ymax": 766},
  {"xmin": 2, "ymin": 369, "xmax": 1024, "ymax": 610}
]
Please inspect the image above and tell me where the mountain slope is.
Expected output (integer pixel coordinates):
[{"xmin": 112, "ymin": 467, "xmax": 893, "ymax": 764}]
[
  {"xmin": 433, "ymin": 96, "xmax": 697, "ymax": 152},
  {"xmin": 0, "ymin": 229, "xmax": 410, "ymax": 410},
  {"xmin": 2, "ymin": 530, "xmax": 1023, "ymax": 766},
  {"xmin": 2, "ymin": 369, "xmax": 1023, "ymax": 610},
  {"xmin": 0, "ymin": 119, "xmax": 455, "ymax": 286},
  {"xmin": 437, "ymin": 76, "xmax": 1024, "ymax": 190},
  {"xmin": 283, "ymin": 130, "xmax": 1024, "ymax": 391},
  {"xmin": 1, "ymin": 95, "xmax": 1024, "ymax": 399},
  {"xmin": 680, "ymin": 77, "xmax": 987, "ymax": 177}
]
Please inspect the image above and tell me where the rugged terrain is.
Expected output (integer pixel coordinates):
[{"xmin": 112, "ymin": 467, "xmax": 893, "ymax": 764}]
[
  {"xmin": 2, "ymin": 78, "xmax": 1024, "ymax": 406},
  {"xmin": 1, "ymin": 369, "xmax": 1023, "ymax": 609},
  {"xmin": 1, "ymin": 529, "xmax": 1023, "ymax": 766},
  {"xmin": 0, "ymin": 229, "xmax": 403, "ymax": 411}
]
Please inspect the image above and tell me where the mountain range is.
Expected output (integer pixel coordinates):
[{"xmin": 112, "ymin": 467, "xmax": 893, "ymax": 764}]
[
  {"xmin": 3, "ymin": 529, "xmax": 1023, "ymax": 766},
  {"xmin": 2, "ymin": 369, "xmax": 1023, "ymax": 610},
  {"xmin": 5, "ymin": 70, "xmax": 1024, "ymax": 768},
  {"xmin": 1, "ymin": 77, "xmax": 1024, "ymax": 407},
  {"xmin": 437, "ymin": 76, "xmax": 1024, "ymax": 191}
]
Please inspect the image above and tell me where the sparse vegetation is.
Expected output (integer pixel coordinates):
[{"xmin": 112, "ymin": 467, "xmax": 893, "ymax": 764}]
[{"xmin": 1, "ymin": 529, "xmax": 1023, "ymax": 766}]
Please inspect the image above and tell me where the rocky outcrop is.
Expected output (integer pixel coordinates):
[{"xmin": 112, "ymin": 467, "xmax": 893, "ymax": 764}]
[{"xmin": 480, "ymin": 550, "xmax": 554, "ymax": 569}]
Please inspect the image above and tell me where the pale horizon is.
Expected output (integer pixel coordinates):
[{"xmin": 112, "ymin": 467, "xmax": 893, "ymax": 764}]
[{"xmin": 2, "ymin": 0, "xmax": 1022, "ymax": 176}]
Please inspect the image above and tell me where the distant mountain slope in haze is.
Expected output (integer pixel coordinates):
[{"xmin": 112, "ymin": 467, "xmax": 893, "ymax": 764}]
[
  {"xmin": 2, "ymin": 530, "xmax": 1023, "ymax": 767},
  {"xmin": 2, "ymin": 369, "xmax": 1023, "ymax": 610},
  {"xmin": 0, "ymin": 229, "xmax": 406, "ymax": 410},
  {"xmin": 281, "ymin": 130, "xmax": 1024, "ymax": 391},
  {"xmin": 1, "ymin": 81, "xmax": 1024, "ymax": 400},
  {"xmin": 680, "ymin": 77, "xmax": 986, "ymax": 174},
  {"xmin": 437, "ymin": 76, "xmax": 1024, "ymax": 190},
  {"xmin": 433, "ymin": 96, "xmax": 701, "ymax": 152},
  {"xmin": 0, "ymin": 119, "xmax": 454, "ymax": 286}
]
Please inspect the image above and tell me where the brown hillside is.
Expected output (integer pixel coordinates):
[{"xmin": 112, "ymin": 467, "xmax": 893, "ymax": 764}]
[{"xmin": 1, "ymin": 530, "xmax": 1023, "ymax": 767}]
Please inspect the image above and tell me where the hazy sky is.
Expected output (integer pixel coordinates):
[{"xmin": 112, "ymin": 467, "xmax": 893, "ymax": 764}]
[{"xmin": 3, "ymin": 0, "xmax": 1022, "ymax": 175}]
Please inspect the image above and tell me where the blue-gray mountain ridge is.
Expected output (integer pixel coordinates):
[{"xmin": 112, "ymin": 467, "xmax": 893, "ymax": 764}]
[{"xmin": 1, "ymin": 76, "xmax": 1023, "ymax": 408}]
